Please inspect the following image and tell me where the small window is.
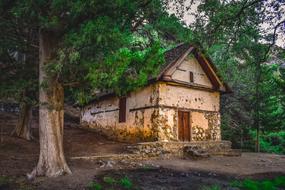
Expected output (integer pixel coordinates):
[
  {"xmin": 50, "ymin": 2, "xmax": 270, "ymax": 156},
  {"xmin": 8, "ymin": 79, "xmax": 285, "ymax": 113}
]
[
  {"xmin": 189, "ymin": 71, "xmax": 194, "ymax": 83},
  {"xmin": 119, "ymin": 97, "xmax": 126, "ymax": 123}
]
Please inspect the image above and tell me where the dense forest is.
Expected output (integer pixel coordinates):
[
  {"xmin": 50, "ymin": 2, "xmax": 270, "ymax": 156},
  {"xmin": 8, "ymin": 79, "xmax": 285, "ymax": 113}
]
[
  {"xmin": 0, "ymin": 0, "xmax": 284, "ymax": 179},
  {"xmin": 165, "ymin": 0, "xmax": 285, "ymax": 154}
]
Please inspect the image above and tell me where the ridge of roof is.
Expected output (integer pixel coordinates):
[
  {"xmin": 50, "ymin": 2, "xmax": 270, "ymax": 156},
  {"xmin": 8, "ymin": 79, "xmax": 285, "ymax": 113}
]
[
  {"xmin": 84, "ymin": 43, "xmax": 232, "ymax": 106},
  {"xmin": 157, "ymin": 43, "xmax": 193, "ymax": 79},
  {"xmin": 158, "ymin": 43, "xmax": 232, "ymax": 93}
]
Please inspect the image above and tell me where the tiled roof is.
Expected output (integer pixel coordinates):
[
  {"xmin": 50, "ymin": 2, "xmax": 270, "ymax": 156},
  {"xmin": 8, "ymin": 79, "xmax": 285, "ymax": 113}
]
[
  {"xmin": 159, "ymin": 43, "xmax": 192, "ymax": 75},
  {"xmin": 85, "ymin": 43, "xmax": 232, "ymax": 105}
]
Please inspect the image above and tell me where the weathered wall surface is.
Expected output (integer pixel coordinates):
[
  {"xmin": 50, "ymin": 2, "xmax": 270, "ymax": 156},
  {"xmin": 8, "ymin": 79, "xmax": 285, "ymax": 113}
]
[
  {"xmin": 158, "ymin": 83, "xmax": 220, "ymax": 111},
  {"xmin": 81, "ymin": 84, "xmax": 160, "ymax": 142},
  {"xmin": 156, "ymin": 107, "xmax": 178, "ymax": 141},
  {"xmin": 81, "ymin": 82, "xmax": 221, "ymax": 142},
  {"xmin": 157, "ymin": 82, "xmax": 221, "ymax": 141},
  {"xmin": 170, "ymin": 57, "xmax": 213, "ymax": 88}
]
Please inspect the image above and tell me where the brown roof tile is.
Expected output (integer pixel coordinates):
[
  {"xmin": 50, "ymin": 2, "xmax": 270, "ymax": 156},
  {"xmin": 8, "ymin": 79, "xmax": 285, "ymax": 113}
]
[{"xmin": 159, "ymin": 43, "xmax": 192, "ymax": 75}]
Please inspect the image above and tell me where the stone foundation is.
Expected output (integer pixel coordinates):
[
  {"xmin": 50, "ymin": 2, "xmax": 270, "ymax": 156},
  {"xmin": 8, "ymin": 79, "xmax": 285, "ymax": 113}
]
[{"xmin": 126, "ymin": 140, "xmax": 241, "ymax": 158}]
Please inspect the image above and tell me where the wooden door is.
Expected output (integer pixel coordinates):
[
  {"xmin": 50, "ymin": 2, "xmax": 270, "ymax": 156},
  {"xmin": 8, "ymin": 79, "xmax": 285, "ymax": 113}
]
[{"xmin": 178, "ymin": 111, "xmax": 191, "ymax": 141}]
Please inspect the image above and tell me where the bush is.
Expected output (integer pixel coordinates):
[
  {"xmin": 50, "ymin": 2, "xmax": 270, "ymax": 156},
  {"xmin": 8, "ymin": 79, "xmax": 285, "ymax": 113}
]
[
  {"xmin": 260, "ymin": 131, "xmax": 285, "ymax": 154},
  {"xmin": 88, "ymin": 181, "xmax": 103, "ymax": 190},
  {"xmin": 88, "ymin": 176, "xmax": 134, "ymax": 190},
  {"xmin": 0, "ymin": 176, "xmax": 9, "ymax": 186},
  {"xmin": 201, "ymin": 185, "xmax": 221, "ymax": 190},
  {"xmin": 119, "ymin": 176, "xmax": 133, "ymax": 189},
  {"xmin": 231, "ymin": 176, "xmax": 285, "ymax": 190},
  {"xmin": 103, "ymin": 176, "xmax": 116, "ymax": 185}
]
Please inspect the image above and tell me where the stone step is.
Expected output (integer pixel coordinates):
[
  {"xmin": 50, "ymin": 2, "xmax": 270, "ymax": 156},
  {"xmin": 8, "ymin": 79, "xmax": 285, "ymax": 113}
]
[
  {"xmin": 183, "ymin": 146, "xmax": 210, "ymax": 159},
  {"xmin": 211, "ymin": 149, "xmax": 242, "ymax": 157}
]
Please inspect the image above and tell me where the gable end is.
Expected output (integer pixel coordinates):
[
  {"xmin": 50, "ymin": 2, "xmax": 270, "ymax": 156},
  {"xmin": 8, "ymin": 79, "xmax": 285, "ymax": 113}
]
[
  {"xmin": 193, "ymin": 50, "xmax": 220, "ymax": 90},
  {"xmin": 157, "ymin": 43, "xmax": 231, "ymax": 93}
]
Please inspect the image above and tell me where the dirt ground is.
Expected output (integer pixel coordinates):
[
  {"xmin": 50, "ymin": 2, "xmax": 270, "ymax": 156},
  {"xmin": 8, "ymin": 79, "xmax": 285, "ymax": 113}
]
[{"xmin": 0, "ymin": 112, "xmax": 285, "ymax": 190}]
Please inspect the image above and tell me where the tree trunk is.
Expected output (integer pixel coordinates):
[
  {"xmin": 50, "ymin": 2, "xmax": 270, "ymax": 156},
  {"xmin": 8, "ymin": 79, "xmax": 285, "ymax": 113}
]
[
  {"xmin": 254, "ymin": 61, "xmax": 261, "ymax": 153},
  {"xmin": 256, "ymin": 126, "xmax": 260, "ymax": 152},
  {"xmin": 11, "ymin": 102, "xmax": 33, "ymax": 140},
  {"xmin": 28, "ymin": 30, "xmax": 71, "ymax": 179}
]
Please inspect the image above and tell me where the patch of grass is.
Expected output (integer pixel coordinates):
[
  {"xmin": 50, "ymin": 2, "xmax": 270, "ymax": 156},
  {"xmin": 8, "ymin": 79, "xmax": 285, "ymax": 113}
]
[
  {"xmin": 201, "ymin": 185, "xmax": 221, "ymax": 190},
  {"xmin": 88, "ymin": 181, "xmax": 103, "ymax": 190},
  {"xmin": 88, "ymin": 175, "xmax": 135, "ymax": 190},
  {"xmin": 103, "ymin": 176, "xmax": 116, "ymax": 185},
  {"xmin": 141, "ymin": 164, "xmax": 156, "ymax": 171},
  {"xmin": 18, "ymin": 185, "xmax": 35, "ymax": 190},
  {"xmin": 231, "ymin": 176, "xmax": 285, "ymax": 190},
  {"xmin": 242, "ymin": 179, "xmax": 260, "ymax": 190},
  {"xmin": 119, "ymin": 176, "xmax": 133, "ymax": 189},
  {"xmin": 273, "ymin": 176, "xmax": 285, "ymax": 187},
  {"xmin": 0, "ymin": 176, "xmax": 34, "ymax": 190},
  {"xmin": 0, "ymin": 176, "xmax": 9, "ymax": 186}
]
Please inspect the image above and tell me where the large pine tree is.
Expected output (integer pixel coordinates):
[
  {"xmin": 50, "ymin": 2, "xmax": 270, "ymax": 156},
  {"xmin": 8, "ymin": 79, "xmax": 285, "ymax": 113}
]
[{"xmin": 0, "ymin": 0, "xmax": 190, "ymax": 178}]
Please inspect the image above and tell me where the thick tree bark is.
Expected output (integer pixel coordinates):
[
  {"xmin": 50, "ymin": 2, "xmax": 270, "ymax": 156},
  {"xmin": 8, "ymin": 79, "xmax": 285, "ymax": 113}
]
[
  {"xmin": 11, "ymin": 102, "xmax": 33, "ymax": 140},
  {"xmin": 28, "ymin": 30, "xmax": 71, "ymax": 179}
]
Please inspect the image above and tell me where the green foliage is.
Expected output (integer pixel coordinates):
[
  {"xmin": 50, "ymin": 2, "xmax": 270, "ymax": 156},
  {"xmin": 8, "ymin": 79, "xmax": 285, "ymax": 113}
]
[
  {"xmin": 0, "ymin": 176, "xmax": 9, "ymax": 186},
  {"xmin": 86, "ymin": 41, "xmax": 165, "ymax": 98},
  {"xmin": 88, "ymin": 181, "xmax": 103, "ymax": 190},
  {"xmin": 88, "ymin": 176, "xmax": 134, "ymax": 190},
  {"xmin": 188, "ymin": 0, "xmax": 285, "ymax": 152},
  {"xmin": 273, "ymin": 176, "xmax": 285, "ymax": 187},
  {"xmin": 260, "ymin": 131, "xmax": 285, "ymax": 154},
  {"xmin": 275, "ymin": 65, "xmax": 285, "ymax": 116},
  {"xmin": 119, "ymin": 176, "xmax": 133, "ymax": 189},
  {"xmin": 236, "ymin": 129, "xmax": 285, "ymax": 154},
  {"xmin": 1, "ymin": 0, "xmax": 188, "ymax": 108},
  {"xmin": 201, "ymin": 185, "xmax": 221, "ymax": 190},
  {"xmin": 152, "ymin": 13, "xmax": 194, "ymax": 43},
  {"xmin": 231, "ymin": 176, "xmax": 285, "ymax": 190},
  {"xmin": 142, "ymin": 164, "xmax": 154, "ymax": 171},
  {"xmin": 103, "ymin": 176, "xmax": 116, "ymax": 185}
]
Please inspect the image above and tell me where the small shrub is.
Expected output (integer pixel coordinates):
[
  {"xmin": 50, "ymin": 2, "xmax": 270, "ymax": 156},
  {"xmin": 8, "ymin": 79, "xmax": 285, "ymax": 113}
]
[
  {"xmin": 201, "ymin": 185, "xmax": 221, "ymax": 190},
  {"xmin": 119, "ymin": 176, "xmax": 133, "ymax": 189},
  {"xmin": 231, "ymin": 176, "xmax": 285, "ymax": 190},
  {"xmin": 142, "ymin": 165, "xmax": 152, "ymax": 171},
  {"xmin": 88, "ymin": 181, "xmax": 103, "ymax": 190},
  {"xmin": 242, "ymin": 179, "xmax": 259, "ymax": 190},
  {"xmin": 230, "ymin": 180, "xmax": 241, "ymax": 187},
  {"xmin": 18, "ymin": 185, "xmax": 35, "ymax": 190},
  {"xmin": 256, "ymin": 131, "xmax": 285, "ymax": 154},
  {"xmin": 103, "ymin": 176, "xmax": 116, "ymax": 185},
  {"xmin": 0, "ymin": 176, "xmax": 9, "ymax": 186},
  {"xmin": 260, "ymin": 180, "xmax": 275, "ymax": 190},
  {"xmin": 273, "ymin": 176, "xmax": 285, "ymax": 188}
]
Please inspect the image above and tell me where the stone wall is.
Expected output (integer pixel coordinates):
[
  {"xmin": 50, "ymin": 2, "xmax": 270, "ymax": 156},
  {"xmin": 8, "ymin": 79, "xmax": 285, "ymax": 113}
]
[
  {"xmin": 191, "ymin": 111, "xmax": 221, "ymax": 141},
  {"xmin": 126, "ymin": 141, "xmax": 234, "ymax": 157}
]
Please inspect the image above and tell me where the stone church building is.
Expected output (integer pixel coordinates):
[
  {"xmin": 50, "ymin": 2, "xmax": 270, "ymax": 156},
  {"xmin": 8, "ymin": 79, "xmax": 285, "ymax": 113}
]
[{"xmin": 81, "ymin": 43, "xmax": 231, "ymax": 143}]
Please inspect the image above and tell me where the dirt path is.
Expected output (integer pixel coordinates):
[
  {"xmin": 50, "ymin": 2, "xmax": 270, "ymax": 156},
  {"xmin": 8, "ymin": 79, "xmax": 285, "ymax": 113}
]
[
  {"xmin": 147, "ymin": 153, "xmax": 285, "ymax": 179},
  {"xmin": 30, "ymin": 154, "xmax": 285, "ymax": 190},
  {"xmin": 1, "ymin": 112, "xmax": 285, "ymax": 189}
]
